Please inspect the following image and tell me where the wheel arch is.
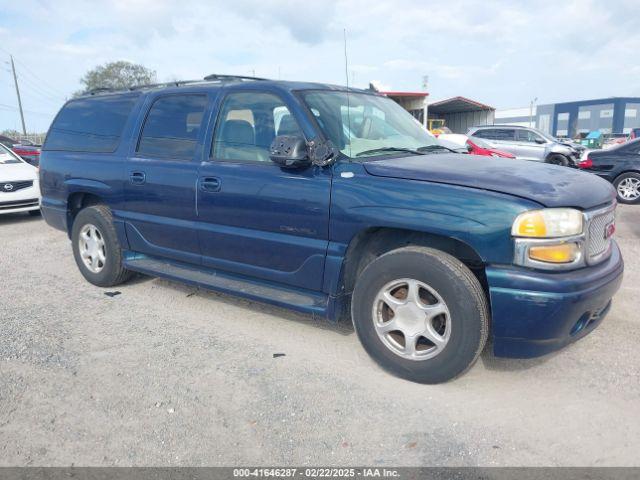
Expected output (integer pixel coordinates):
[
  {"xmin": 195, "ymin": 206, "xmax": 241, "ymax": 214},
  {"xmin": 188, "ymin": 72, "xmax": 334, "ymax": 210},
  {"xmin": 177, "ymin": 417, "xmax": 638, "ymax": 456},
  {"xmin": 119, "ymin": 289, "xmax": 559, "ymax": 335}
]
[
  {"xmin": 338, "ymin": 227, "xmax": 487, "ymax": 298},
  {"xmin": 66, "ymin": 191, "xmax": 106, "ymax": 237},
  {"xmin": 613, "ymin": 169, "xmax": 640, "ymax": 182}
]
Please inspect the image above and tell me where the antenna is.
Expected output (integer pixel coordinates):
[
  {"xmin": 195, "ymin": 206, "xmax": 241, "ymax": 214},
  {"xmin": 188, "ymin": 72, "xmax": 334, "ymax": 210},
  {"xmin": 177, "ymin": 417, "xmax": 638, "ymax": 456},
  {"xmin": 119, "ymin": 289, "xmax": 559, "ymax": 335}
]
[{"xmin": 344, "ymin": 28, "xmax": 352, "ymax": 158}]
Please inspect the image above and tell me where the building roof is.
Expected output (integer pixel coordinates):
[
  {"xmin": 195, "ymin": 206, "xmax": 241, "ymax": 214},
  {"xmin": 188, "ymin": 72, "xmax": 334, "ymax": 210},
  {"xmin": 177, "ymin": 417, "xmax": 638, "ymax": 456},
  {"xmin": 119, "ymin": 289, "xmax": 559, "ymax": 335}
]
[{"xmin": 429, "ymin": 96, "xmax": 494, "ymax": 114}]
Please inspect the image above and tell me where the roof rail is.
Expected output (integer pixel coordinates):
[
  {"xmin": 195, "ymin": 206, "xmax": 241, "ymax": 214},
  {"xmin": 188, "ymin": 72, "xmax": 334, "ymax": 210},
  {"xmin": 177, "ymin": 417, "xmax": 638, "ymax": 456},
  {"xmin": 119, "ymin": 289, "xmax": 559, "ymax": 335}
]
[
  {"xmin": 203, "ymin": 74, "xmax": 268, "ymax": 82},
  {"xmin": 128, "ymin": 79, "xmax": 202, "ymax": 91},
  {"xmin": 87, "ymin": 87, "xmax": 115, "ymax": 95},
  {"xmin": 83, "ymin": 74, "xmax": 268, "ymax": 97}
]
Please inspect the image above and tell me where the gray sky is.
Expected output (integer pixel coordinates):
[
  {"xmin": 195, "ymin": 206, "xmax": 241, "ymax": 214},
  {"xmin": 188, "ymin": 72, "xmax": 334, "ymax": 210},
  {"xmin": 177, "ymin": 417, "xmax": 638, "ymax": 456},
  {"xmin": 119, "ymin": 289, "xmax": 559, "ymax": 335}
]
[{"xmin": 1, "ymin": 0, "xmax": 639, "ymax": 133}]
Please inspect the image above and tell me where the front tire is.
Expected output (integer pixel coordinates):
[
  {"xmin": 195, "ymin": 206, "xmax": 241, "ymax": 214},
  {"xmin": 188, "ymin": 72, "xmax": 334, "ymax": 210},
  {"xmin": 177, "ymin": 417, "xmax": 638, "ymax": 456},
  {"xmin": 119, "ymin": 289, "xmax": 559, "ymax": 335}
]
[
  {"xmin": 71, "ymin": 205, "xmax": 132, "ymax": 287},
  {"xmin": 614, "ymin": 172, "xmax": 640, "ymax": 204},
  {"xmin": 546, "ymin": 154, "xmax": 569, "ymax": 167},
  {"xmin": 351, "ymin": 246, "xmax": 489, "ymax": 384}
]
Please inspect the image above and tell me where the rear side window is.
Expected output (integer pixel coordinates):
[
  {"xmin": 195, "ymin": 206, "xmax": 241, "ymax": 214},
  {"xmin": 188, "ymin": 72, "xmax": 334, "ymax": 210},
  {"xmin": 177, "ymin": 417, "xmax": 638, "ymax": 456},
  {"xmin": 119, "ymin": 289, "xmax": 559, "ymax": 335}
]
[
  {"xmin": 473, "ymin": 129, "xmax": 494, "ymax": 139},
  {"xmin": 44, "ymin": 95, "xmax": 138, "ymax": 152},
  {"xmin": 137, "ymin": 94, "xmax": 208, "ymax": 159},
  {"xmin": 475, "ymin": 128, "xmax": 514, "ymax": 140}
]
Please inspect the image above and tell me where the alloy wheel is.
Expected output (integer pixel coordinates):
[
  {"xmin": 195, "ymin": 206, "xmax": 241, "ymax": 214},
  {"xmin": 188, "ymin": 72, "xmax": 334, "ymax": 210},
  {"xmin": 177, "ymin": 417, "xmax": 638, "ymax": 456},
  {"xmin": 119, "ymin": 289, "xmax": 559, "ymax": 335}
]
[
  {"xmin": 617, "ymin": 177, "xmax": 640, "ymax": 201},
  {"xmin": 372, "ymin": 278, "xmax": 451, "ymax": 361},
  {"xmin": 78, "ymin": 223, "xmax": 107, "ymax": 273}
]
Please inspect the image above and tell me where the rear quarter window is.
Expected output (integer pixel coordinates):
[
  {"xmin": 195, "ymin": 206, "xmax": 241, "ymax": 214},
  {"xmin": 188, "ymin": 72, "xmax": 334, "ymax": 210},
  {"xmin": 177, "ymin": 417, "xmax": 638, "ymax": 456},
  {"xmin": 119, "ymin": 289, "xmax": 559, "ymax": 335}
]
[
  {"xmin": 137, "ymin": 94, "xmax": 208, "ymax": 160},
  {"xmin": 44, "ymin": 95, "xmax": 139, "ymax": 153}
]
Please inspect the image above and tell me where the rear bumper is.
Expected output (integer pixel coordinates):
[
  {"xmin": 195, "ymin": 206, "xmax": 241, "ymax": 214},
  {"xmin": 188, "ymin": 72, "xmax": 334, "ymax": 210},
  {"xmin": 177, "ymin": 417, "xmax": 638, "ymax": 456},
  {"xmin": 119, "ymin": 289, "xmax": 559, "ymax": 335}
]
[
  {"xmin": 486, "ymin": 241, "xmax": 624, "ymax": 358},
  {"xmin": 41, "ymin": 199, "xmax": 68, "ymax": 232}
]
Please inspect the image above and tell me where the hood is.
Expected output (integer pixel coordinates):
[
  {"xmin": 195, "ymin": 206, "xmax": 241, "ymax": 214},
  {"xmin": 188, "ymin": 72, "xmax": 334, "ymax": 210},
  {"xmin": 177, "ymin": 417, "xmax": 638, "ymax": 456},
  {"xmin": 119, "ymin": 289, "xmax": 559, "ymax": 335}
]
[
  {"xmin": 0, "ymin": 161, "xmax": 38, "ymax": 181},
  {"xmin": 363, "ymin": 154, "xmax": 615, "ymax": 210}
]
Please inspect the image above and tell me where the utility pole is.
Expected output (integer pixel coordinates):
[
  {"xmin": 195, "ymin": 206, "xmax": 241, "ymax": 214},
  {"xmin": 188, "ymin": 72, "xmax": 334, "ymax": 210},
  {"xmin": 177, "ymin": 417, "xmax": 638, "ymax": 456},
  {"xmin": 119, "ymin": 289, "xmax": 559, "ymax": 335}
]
[
  {"xmin": 9, "ymin": 55, "xmax": 27, "ymax": 135},
  {"xmin": 529, "ymin": 97, "xmax": 538, "ymax": 128}
]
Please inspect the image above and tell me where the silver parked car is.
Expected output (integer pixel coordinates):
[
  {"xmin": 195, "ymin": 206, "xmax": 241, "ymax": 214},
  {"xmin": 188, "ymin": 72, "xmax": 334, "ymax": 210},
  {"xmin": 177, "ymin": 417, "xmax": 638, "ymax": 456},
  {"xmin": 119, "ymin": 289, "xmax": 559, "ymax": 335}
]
[{"xmin": 467, "ymin": 125, "xmax": 580, "ymax": 166}]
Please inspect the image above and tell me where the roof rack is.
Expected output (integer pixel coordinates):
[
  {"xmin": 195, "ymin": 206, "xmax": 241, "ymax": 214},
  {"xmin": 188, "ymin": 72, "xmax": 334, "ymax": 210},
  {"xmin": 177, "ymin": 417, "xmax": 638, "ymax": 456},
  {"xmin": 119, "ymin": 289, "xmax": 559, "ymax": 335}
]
[
  {"xmin": 87, "ymin": 87, "xmax": 115, "ymax": 95},
  {"xmin": 84, "ymin": 74, "xmax": 268, "ymax": 96},
  {"xmin": 203, "ymin": 74, "xmax": 268, "ymax": 82}
]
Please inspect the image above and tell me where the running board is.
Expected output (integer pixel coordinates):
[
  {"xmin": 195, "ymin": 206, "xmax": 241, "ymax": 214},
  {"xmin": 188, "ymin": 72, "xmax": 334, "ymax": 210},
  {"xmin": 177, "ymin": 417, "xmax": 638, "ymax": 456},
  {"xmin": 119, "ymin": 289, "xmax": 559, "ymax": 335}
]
[{"xmin": 123, "ymin": 255, "xmax": 329, "ymax": 316}]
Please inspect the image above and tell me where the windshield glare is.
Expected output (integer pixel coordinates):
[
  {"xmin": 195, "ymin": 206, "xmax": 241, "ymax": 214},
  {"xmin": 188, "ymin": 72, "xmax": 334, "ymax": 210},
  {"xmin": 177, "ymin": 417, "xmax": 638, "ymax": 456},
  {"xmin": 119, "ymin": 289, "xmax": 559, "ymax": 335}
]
[{"xmin": 302, "ymin": 91, "xmax": 437, "ymax": 158}]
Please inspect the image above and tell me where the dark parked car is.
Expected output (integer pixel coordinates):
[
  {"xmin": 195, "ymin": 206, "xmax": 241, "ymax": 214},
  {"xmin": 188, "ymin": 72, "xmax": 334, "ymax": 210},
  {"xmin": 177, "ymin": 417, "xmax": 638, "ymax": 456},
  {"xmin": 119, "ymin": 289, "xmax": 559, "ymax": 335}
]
[
  {"xmin": 40, "ymin": 76, "xmax": 623, "ymax": 383},
  {"xmin": 578, "ymin": 138, "xmax": 640, "ymax": 204}
]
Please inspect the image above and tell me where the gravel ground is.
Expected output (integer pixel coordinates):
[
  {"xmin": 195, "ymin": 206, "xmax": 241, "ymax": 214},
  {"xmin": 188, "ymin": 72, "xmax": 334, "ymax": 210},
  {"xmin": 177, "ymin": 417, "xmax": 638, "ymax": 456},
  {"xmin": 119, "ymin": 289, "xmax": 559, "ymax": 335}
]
[{"xmin": 0, "ymin": 205, "xmax": 639, "ymax": 466}]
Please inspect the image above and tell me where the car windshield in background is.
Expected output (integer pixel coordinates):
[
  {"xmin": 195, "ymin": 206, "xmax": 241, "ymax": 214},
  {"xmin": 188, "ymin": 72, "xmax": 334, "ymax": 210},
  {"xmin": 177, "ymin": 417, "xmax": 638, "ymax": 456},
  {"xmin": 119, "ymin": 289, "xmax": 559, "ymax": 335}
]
[
  {"xmin": 301, "ymin": 91, "xmax": 437, "ymax": 159},
  {"xmin": 0, "ymin": 145, "xmax": 22, "ymax": 164}
]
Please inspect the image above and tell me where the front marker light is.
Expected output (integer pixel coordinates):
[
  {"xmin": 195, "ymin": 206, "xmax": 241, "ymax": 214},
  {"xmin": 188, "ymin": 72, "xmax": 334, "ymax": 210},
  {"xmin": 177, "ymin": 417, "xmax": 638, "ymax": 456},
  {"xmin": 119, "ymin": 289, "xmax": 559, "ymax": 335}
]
[
  {"xmin": 529, "ymin": 243, "xmax": 580, "ymax": 264},
  {"xmin": 512, "ymin": 208, "xmax": 584, "ymax": 238}
]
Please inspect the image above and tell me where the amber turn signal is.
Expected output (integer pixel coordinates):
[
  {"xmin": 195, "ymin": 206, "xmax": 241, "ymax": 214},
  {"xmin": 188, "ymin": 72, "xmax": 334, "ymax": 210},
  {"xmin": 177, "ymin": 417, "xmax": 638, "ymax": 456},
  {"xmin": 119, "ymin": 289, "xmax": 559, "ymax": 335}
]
[{"xmin": 529, "ymin": 243, "xmax": 579, "ymax": 264}]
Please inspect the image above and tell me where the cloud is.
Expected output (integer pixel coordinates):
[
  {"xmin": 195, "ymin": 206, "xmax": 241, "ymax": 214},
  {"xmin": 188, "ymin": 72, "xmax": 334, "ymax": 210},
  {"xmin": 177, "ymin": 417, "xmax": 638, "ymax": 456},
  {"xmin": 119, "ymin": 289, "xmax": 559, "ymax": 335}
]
[
  {"xmin": 1, "ymin": 0, "xmax": 639, "ymax": 132},
  {"xmin": 48, "ymin": 43, "xmax": 98, "ymax": 56}
]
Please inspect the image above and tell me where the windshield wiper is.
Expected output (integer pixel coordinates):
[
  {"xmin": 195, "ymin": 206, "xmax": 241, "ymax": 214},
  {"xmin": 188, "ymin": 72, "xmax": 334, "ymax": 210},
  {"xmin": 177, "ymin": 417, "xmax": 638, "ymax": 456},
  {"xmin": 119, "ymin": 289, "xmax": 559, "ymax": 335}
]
[
  {"xmin": 355, "ymin": 147, "xmax": 426, "ymax": 157},
  {"xmin": 417, "ymin": 144, "xmax": 458, "ymax": 153}
]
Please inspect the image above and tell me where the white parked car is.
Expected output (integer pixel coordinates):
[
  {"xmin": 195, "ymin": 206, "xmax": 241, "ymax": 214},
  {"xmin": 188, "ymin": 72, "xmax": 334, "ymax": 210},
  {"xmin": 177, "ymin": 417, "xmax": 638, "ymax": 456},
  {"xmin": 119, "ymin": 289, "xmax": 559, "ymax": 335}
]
[{"xmin": 0, "ymin": 143, "xmax": 41, "ymax": 216}]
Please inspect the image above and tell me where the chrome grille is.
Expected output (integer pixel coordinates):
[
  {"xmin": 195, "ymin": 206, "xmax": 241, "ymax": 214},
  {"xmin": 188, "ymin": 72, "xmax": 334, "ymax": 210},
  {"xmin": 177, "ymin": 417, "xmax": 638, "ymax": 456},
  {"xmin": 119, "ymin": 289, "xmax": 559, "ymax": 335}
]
[
  {"xmin": 0, "ymin": 198, "xmax": 39, "ymax": 210},
  {"xmin": 587, "ymin": 209, "xmax": 615, "ymax": 261},
  {"xmin": 0, "ymin": 180, "xmax": 33, "ymax": 192}
]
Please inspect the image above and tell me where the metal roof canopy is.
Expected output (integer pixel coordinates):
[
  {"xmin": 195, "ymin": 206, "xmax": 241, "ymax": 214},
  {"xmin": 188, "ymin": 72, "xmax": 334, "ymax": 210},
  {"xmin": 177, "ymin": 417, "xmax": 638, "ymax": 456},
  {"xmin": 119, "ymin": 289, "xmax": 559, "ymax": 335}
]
[{"xmin": 429, "ymin": 96, "xmax": 494, "ymax": 114}]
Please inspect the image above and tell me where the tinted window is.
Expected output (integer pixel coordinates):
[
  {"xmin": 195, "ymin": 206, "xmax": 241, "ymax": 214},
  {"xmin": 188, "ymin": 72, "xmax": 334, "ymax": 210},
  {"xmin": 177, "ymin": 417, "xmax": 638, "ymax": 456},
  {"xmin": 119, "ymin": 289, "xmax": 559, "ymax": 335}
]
[
  {"xmin": 137, "ymin": 94, "xmax": 208, "ymax": 159},
  {"xmin": 493, "ymin": 129, "xmax": 515, "ymax": 140},
  {"xmin": 212, "ymin": 92, "xmax": 302, "ymax": 162},
  {"xmin": 472, "ymin": 129, "xmax": 493, "ymax": 139},
  {"xmin": 44, "ymin": 95, "xmax": 138, "ymax": 152},
  {"xmin": 622, "ymin": 139, "xmax": 640, "ymax": 154}
]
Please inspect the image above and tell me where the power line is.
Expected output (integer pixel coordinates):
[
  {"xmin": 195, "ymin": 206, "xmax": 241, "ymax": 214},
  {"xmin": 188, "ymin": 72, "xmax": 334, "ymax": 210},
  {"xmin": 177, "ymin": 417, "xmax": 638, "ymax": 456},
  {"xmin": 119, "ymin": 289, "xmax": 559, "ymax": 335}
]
[
  {"xmin": 0, "ymin": 102, "xmax": 52, "ymax": 117},
  {"xmin": 0, "ymin": 46, "xmax": 70, "ymax": 99},
  {"xmin": 16, "ymin": 75, "xmax": 67, "ymax": 105}
]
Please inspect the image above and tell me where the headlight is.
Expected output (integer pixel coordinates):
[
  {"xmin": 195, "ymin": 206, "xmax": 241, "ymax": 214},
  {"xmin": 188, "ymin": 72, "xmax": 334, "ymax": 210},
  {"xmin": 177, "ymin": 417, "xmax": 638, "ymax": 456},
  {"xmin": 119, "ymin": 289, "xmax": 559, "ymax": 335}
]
[
  {"xmin": 512, "ymin": 208, "xmax": 583, "ymax": 238},
  {"xmin": 512, "ymin": 208, "xmax": 586, "ymax": 270}
]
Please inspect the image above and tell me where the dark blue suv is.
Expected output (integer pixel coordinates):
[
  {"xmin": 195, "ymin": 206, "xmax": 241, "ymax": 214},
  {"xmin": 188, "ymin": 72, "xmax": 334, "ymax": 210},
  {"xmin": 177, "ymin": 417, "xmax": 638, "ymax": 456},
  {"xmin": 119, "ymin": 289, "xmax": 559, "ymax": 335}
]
[{"xmin": 39, "ymin": 76, "xmax": 623, "ymax": 383}]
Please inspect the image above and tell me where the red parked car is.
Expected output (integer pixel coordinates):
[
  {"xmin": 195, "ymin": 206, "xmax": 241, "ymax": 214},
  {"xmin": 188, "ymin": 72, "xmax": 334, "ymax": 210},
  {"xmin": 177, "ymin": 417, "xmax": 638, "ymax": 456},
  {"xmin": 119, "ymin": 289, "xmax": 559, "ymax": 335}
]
[
  {"xmin": 466, "ymin": 137, "xmax": 515, "ymax": 158},
  {"xmin": 0, "ymin": 135, "xmax": 41, "ymax": 167}
]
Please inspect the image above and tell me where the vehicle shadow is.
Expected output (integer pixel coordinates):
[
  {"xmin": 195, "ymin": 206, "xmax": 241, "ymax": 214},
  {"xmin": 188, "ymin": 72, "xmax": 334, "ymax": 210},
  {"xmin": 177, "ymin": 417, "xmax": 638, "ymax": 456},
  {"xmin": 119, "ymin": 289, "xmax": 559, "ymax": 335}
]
[
  {"xmin": 0, "ymin": 212, "xmax": 43, "ymax": 226},
  {"xmin": 138, "ymin": 273, "xmax": 356, "ymax": 337}
]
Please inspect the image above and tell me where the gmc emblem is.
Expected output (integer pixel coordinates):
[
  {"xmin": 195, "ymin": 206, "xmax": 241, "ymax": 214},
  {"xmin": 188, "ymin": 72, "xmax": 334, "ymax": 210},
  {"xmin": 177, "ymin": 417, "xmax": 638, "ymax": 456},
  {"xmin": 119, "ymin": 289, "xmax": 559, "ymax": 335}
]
[{"xmin": 604, "ymin": 221, "xmax": 615, "ymax": 239}]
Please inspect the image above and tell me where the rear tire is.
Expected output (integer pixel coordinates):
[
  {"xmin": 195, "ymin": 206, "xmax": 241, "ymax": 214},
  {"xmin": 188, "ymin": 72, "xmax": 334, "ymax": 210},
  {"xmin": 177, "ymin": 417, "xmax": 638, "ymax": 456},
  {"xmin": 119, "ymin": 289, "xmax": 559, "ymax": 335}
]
[
  {"xmin": 613, "ymin": 172, "xmax": 640, "ymax": 204},
  {"xmin": 351, "ymin": 246, "xmax": 489, "ymax": 384},
  {"xmin": 71, "ymin": 205, "xmax": 132, "ymax": 287},
  {"xmin": 546, "ymin": 154, "xmax": 569, "ymax": 167}
]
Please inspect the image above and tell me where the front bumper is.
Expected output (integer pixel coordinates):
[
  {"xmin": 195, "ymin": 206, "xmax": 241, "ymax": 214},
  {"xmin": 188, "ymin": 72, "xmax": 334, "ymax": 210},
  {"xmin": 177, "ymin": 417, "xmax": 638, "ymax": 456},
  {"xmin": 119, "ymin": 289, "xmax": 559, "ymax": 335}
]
[
  {"xmin": 486, "ymin": 241, "xmax": 624, "ymax": 358},
  {"xmin": 0, "ymin": 185, "xmax": 41, "ymax": 214}
]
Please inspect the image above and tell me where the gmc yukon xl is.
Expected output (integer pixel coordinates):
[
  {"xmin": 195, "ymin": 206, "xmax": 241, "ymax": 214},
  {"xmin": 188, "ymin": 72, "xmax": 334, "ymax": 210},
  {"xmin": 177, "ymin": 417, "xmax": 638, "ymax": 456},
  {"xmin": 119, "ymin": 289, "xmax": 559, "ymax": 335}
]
[{"xmin": 39, "ymin": 76, "xmax": 624, "ymax": 383}]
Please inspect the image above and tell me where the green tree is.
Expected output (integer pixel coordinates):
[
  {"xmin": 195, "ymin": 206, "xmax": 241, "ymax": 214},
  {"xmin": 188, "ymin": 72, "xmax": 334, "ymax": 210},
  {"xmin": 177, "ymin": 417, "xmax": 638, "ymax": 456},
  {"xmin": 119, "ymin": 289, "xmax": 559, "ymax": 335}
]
[{"xmin": 76, "ymin": 61, "xmax": 157, "ymax": 95}]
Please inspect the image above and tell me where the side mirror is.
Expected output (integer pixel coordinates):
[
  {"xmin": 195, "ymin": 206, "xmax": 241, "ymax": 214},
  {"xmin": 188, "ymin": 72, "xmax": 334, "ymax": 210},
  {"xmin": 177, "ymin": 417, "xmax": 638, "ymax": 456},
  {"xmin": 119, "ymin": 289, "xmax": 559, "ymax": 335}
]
[
  {"xmin": 269, "ymin": 136, "xmax": 311, "ymax": 169},
  {"xmin": 535, "ymin": 138, "xmax": 546, "ymax": 144}
]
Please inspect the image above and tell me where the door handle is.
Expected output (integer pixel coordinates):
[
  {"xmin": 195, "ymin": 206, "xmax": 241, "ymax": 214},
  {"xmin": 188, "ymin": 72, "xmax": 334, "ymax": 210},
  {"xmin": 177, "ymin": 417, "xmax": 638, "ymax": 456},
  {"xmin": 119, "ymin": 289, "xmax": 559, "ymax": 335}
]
[
  {"xmin": 130, "ymin": 171, "xmax": 146, "ymax": 185},
  {"xmin": 200, "ymin": 177, "xmax": 221, "ymax": 192}
]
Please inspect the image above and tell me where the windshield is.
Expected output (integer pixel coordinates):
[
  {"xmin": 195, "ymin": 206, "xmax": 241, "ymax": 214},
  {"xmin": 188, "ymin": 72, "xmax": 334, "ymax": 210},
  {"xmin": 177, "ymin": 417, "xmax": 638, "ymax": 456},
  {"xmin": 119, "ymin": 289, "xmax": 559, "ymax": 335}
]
[
  {"xmin": 301, "ymin": 91, "xmax": 438, "ymax": 158},
  {"xmin": 0, "ymin": 144, "xmax": 23, "ymax": 164}
]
